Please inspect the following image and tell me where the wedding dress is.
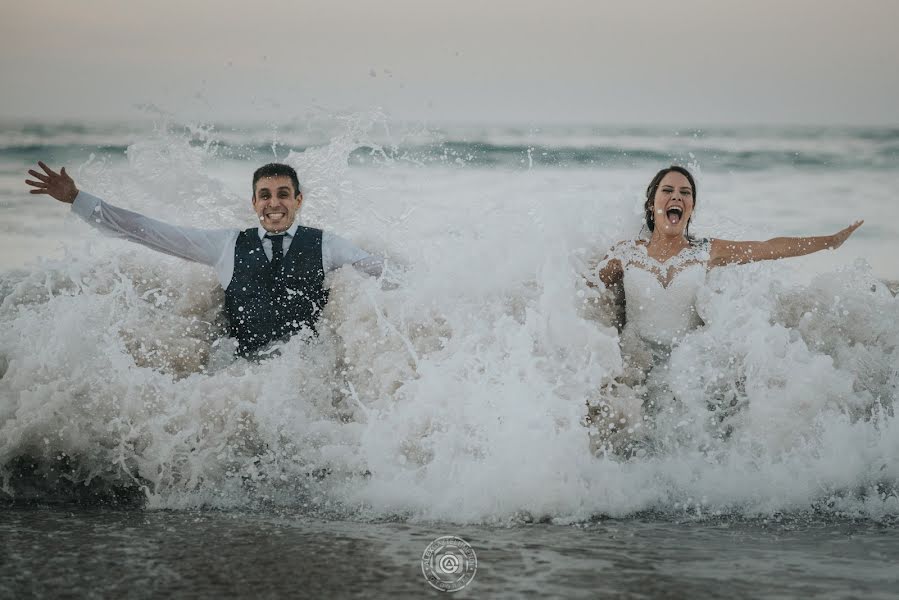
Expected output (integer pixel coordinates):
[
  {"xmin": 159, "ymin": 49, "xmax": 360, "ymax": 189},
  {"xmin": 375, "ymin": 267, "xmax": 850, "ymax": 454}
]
[
  {"xmin": 606, "ymin": 239, "xmax": 711, "ymax": 349},
  {"xmin": 589, "ymin": 239, "xmax": 713, "ymax": 457},
  {"xmin": 590, "ymin": 239, "xmax": 739, "ymax": 457}
]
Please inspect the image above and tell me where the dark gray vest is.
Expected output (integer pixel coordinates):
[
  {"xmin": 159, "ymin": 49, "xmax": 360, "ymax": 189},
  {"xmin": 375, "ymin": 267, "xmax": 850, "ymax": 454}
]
[{"xmin": 224, "ymin": 227, "xmax": 328, "ymax": 357}]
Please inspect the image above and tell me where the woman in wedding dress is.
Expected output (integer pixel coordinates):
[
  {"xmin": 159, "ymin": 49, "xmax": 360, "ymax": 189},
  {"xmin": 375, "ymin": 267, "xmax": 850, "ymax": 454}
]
[{"xmin": 587, "ymin": 165, "xmax": 862, "ymax": 455}]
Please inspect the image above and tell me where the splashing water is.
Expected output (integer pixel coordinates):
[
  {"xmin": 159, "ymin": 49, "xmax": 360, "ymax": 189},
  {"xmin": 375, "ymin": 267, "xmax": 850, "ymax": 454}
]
[{"xmin": 1, "ymin": 117, "xmax": 897, "ymax": 524}]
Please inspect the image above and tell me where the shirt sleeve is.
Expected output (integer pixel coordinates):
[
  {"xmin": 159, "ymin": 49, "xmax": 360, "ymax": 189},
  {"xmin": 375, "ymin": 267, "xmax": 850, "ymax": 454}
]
[
  {"xmin": 71, "ymin": 191, "xmax": 235, "ymax": 267},
  {"xmin": 321, "ymin": 231, "xmax": 384, "ymax": 277}
]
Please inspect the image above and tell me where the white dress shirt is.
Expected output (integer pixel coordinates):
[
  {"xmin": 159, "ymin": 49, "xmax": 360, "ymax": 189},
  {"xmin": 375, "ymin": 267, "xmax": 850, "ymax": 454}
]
[{"xmin": 71, "ymin": 191, "xmax": 383, "ymax": 288}]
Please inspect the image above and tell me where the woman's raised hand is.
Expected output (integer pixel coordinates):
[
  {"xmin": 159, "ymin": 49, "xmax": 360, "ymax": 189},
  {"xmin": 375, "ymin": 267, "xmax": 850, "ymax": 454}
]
[
  {"xmin": 25, "ymin": 161, "xmax": 79, "ymax": 204},
  {"xmin": 828, "ymin": 220, "xmax": 864, "ymax": 249}
]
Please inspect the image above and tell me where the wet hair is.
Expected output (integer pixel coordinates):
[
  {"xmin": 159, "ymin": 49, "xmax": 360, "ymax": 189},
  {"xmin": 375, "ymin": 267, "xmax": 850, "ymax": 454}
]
[
  {"xmin": 643, "ymin": 165, "xmax": 697, "ymax": 239},
  {"xmin": 252, "ymin": 163, "xmax": 301, "ymax": 197}
]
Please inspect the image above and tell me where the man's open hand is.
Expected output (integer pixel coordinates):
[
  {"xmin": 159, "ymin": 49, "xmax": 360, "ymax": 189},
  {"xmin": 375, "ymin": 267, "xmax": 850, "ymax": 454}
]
[{"xmin": 25, "ymin": 161, "xmax": 79, "ymax": 204}]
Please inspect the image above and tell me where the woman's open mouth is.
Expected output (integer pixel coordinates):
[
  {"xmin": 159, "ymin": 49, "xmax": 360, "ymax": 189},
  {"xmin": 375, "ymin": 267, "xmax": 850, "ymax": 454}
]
[{"xmin": 666, "ymin": 206, "xmax": 683, "ymax": 225}]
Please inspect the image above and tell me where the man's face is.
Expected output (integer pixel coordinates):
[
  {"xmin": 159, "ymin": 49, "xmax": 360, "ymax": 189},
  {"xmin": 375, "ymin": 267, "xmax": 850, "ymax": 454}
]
[{"xmin": 252, "ymin": 176, "xmax": 302, "ymax": 233}]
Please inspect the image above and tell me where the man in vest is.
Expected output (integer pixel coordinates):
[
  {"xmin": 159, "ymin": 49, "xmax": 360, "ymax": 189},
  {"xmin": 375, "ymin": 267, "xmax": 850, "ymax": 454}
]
[{"xmin": 25, "ymin": 161, "xmax": 383, "ymax": 358}]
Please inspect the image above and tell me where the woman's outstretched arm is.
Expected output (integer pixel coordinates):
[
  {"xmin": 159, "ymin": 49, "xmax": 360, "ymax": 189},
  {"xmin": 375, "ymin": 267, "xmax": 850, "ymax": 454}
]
[{"xmin": 709, "ymin": 221, "xmax": 863, "ymax": 267}]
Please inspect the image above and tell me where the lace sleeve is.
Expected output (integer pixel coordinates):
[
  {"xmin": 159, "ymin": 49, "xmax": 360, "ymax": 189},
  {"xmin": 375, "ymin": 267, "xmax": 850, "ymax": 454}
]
[
  {"xmin": 600, "ymin": 240, "xmax": 640, "ymax": 267},
  {"xmin": 589, "ymin": 240, "xmax": 635, "ymax": 288}
]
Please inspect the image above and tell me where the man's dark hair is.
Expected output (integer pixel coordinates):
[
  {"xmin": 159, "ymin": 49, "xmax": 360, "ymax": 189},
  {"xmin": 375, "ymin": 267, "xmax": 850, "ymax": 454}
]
[{"xmin": 252, "ymin": 163, "xmax": 301, "ymax": 197}]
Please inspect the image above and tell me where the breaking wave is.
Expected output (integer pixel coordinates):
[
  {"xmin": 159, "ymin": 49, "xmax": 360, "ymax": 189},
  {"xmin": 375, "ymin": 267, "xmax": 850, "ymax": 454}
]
[{"xmin": 1, "ymin": 117, "xmax": 897, "ymax": 523}]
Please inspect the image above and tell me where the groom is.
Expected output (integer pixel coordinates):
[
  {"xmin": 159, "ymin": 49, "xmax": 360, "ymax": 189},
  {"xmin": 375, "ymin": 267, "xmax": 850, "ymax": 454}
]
[{"xmin": 26, "ymin": 161, "xmax": 383, "ymax": 358}]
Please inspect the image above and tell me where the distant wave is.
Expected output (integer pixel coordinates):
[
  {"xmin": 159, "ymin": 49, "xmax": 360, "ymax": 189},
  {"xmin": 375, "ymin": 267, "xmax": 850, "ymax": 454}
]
[
  {"xmin": 349, "ymin": 142, "xmax": 899, "ymax": 170},
  {"xmin": 0, "ymin": 144, "xmax": 131, "ymax": 157},
  {"xmin": 2, "ymin": 140, "xmax": 898, "ymax": 172},
  {"xmin": 1, "ymin": 122, "xmax": 898, "ymax": 171}
]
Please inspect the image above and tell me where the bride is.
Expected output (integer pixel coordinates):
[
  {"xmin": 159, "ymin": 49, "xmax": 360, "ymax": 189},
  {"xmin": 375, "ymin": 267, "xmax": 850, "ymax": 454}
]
[{"xmin": 587, "ymin": 165, "xmax": 862, "ymax": 454}]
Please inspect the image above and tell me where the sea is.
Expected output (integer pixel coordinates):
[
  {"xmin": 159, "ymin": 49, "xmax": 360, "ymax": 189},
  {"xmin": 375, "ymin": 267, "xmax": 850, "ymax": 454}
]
[{"xmin": 1, "ymin": 115, "xmax": 898, "ymax": 598}]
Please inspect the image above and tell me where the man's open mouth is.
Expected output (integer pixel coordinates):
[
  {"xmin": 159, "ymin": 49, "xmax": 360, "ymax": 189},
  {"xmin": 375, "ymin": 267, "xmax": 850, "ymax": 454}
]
[
  {"xmin": 266, "ymin": 211, "xmax": 286, "ymax": 220},
  {"xmin": 666, "ymin": 206, "xmax": 683, "ymax": 225}
]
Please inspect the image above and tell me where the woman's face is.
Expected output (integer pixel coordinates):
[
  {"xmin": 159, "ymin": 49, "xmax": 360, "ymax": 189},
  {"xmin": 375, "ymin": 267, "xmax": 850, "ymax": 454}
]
[{"xmin": 652, "ymin": 171, "xmax": 694, "ymax": 237}]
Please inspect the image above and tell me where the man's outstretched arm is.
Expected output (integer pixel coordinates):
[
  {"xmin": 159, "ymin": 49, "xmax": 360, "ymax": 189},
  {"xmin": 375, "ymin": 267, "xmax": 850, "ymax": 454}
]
[
  {"xmin": 26, "ymin": 161, "xmax": 234, "ymax": 268},
  {"xmin": 322, "ymin": 232, "xmax": 384, "ymax": 278},
  {"xmin": 26, "ymin": 161, "xmax": 80, "ymax": 204}
]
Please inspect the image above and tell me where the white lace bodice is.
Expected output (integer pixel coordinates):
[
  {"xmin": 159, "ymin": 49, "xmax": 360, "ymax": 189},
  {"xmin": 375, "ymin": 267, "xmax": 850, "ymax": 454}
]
[{"xmin": 603, "ymin": 239, "xmax": 711, "ymax": 346}]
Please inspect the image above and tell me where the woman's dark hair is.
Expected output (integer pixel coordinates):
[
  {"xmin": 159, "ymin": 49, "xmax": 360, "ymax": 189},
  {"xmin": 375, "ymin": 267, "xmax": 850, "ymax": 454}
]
[
  {"xmin": 252, "ymin": 163, "xmax": 301, "ymax": 197},
  {"xmin": 644, "ymin": 165, "xmax": 697, "ymax": 239}
]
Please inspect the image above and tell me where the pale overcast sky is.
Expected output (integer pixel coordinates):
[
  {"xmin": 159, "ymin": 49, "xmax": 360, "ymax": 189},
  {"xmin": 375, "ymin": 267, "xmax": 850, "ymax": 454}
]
[{"xmin": 2, "ymin": 0, "xmax": 898, "ymax": 125}]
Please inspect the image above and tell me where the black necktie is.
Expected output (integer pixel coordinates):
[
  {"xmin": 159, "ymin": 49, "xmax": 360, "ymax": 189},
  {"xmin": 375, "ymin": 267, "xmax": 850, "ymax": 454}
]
[{"xmin": 266, "ymin": 233, "xmax": 286, "ymax": 286}]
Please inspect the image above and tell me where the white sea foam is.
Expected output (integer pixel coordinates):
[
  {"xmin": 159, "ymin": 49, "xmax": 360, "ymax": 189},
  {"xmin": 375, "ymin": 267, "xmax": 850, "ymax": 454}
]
[{"xmin": 0, "ymin": 118, "xmax": 897, "ymax": 522}]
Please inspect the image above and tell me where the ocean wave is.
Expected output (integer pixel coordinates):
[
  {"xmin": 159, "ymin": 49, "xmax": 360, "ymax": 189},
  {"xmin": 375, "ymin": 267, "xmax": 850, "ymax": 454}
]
[
  {"xmin": 349, "ymin": 142, "xmax": 899, "ymax": 170},
  {"xmin": 7, "ymin": 141, "xmax": 893, "ymax": 172},
  {"xmin": 1, "ymin": 121, "xmax": 897, "ymax": 522},
  {"xmin": 2, "ymin": 121, "xmax": 898, "ymax": 171},
  {"xmin": 1, "ymin": 248, "xmax": 896, "ymax": 521}
]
